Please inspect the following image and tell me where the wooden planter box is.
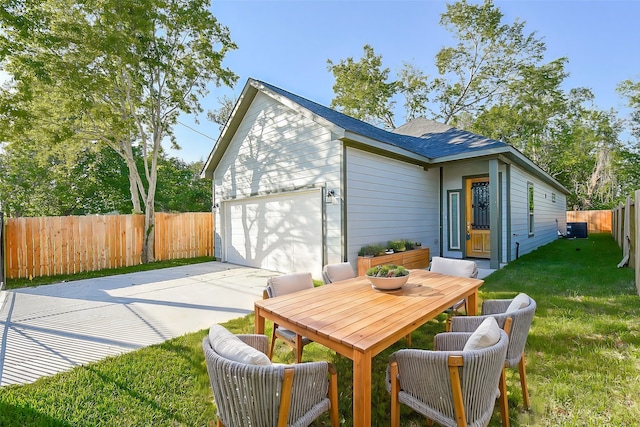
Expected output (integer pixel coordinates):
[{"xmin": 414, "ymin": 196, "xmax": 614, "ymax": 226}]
[{"xmin": 357, "ymin": 247, "xmax": 430, "ymax": 276}]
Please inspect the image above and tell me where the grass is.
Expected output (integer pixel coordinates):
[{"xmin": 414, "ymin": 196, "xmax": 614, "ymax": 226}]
[
  {"xmin": 0, "ymin": 234, "xmax": 638, "ymax": 426},
  {"xmin": 5, "ymin": 256, "xmax": 217, "ymax": 290}
]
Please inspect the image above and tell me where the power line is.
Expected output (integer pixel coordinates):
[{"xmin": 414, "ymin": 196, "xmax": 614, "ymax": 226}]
[{"xmin": 177, "ymin": 120, "xmax": 218, "ymax": 141}]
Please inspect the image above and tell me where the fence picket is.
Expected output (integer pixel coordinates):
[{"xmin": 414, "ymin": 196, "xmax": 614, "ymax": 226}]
[{"xmin": 5, "ymin": 213, "xmax": 214, "ymax": 279}]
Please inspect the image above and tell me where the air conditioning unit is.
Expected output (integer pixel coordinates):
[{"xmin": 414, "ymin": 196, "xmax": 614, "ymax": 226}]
[{"xmin": 566, "ymin": 222, "xmax": 588, "ymax": 239}]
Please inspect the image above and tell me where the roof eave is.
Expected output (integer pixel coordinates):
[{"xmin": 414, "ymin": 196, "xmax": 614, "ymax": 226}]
[
  {"xmin": 342, "ymin": 131, "xmax": 433, "ymax": 168},
  {"xmin": 432, "ymin": 146, "xmax": 570, "ymax": 194},
  {"xmin": 251, "ymin": 80, "xmax": 346, "ymax": 138},
  {"xmin": 201, "ymin": 79, "xmax": 347, "ymax": 178},
  {"xmin": 200, "ymin": 80, "xmax": 259, "ymax": 179}
]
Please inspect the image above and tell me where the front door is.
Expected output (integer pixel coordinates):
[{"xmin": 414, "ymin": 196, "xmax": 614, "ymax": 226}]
[{"xmin": 466, "ymin": 177, "xmax": 491, "ymax": 258}]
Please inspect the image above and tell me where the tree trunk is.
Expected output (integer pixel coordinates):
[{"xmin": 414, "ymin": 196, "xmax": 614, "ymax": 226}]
[
  {"xmin": 142, "ymin": 202, "xmax": 155, "ymax": 263},
  {"xmin": 127, "ymin": 163, "xmax": 142, "ymax": 213}
]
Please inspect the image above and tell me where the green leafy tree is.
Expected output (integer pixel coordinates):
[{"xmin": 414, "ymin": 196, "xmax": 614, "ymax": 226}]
[
  {"xmin": 433, "ymin": 0, "xmax": 546, "ymax": 124},
  {"xmin": 618, "ymin": 79, "xmax": 640, "ymax": 141},
  {"xmin": 0, "ymin": 0, "xmax": 237, "ymax": 262},
  {"xmin": 207, "ymin": 94, "xmax": 238, "ymax": 128},
  {"xmin": 155, "ymin": 159, "xmax": 212, "ymax": 212},
  {"xmin": 327, "ymin": 44, "xmax": 398, "ymax": 129}
]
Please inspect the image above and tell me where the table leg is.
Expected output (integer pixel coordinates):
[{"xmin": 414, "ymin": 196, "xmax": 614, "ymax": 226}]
[
  {"xmin": 353, "ymin": 350, "xmax": 372, "ymax": 426},
  {"xmin": 254, "ymin": 306, "xmax": 265, "ymax": 334},
  {"xmin": 467, "ymin": 291, "xmax": 479, "ymax": 315}
]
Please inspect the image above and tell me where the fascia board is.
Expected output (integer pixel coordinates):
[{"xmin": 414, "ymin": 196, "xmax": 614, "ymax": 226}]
[
  {"xmin": 342, "ymin": 131, "xmax": 432, "ymax": 168},
  {"xmin": 505, "ymin": 147, "xmax": 571, "ymax": 194},
  {"xmin": 200, "ymin": 81, "xmax": 258, "ymax": 178},
  {"xmin": 250, "ymin": 80, "xmax": 346, "ymax": 139},
  {"xmin": 433, "ymin": 146, "xmax": 570, "ymax": 194},
  {"xmin": 431, "ymin": 146, "xmax": 511, "ymax": 164}
]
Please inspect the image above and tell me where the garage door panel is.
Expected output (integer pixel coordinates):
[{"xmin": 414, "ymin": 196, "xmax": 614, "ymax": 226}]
[{"xmin": 225, "ymin": 191, "xmax": 322, "ymax": 277}]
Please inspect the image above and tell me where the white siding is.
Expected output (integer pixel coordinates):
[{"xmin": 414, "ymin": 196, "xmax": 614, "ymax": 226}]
[
  {"xmin": 213, "ymin": 92, "xmax": 343, "ymax": 275},
  {"xmin": 346, "ymin": 148, "xmax": 439, "ymax": 265},
  {"xmin": 509, "ymin": 165, "xmax": 567, "ymax": 259},
  {"xmin": 214, "ymin": 92, "xmax": 340, "ymax": 199}
]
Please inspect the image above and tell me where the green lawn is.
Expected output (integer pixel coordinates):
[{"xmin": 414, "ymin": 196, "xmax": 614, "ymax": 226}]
[{"xmin": 0, "ymin": 234, "xmax": 638, "ymax": 426}]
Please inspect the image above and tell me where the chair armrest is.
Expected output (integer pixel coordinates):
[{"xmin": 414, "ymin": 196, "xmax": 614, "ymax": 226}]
[
  {"xmin": 287, "ymin": 361, "xmax": 333, "ymax": 421},
  {"xmin": 386, "ymin": 348, "xmax": 461, "ymax": 403},
  {"xmin": 449, "ymin": 312, "xmax": 510, "ymax": 332},
  {"xmin": 482, "ymin": 299, "xmax": 512, "ymax": 315},
  {"xmin": 238, "ymin": 334, "xmax": 269, "ymax": 355},
  {"xmin": 434, "ymin": 332, "xmax": 473, "ymax": 351}
]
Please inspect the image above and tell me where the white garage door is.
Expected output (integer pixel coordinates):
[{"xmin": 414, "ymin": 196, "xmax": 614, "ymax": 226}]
[{"xmin": 224, "ymin": 190, "xmax": 323, "ymax": 277}]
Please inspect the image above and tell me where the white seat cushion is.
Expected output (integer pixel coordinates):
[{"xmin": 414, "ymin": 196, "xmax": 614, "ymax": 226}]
[
  {"xmin": 208, "ymin": 324, "xmax": 271, "ymax": 366},
  {"xmin": 324, "ymin": 263, "xmax": 355, "ymax": 283},
  {"xmin": 505, "ymin": 293, "xmax": 530, "ymax": 313},
  {"xmin": 268, "ymin": 272, "xmax": 314, "ymax": 296},
  {"xmin": 463, "ymin": 317, "xmax": 501, "ymax": 351},
  {"xmin": 430, "ymin": 257, "xmax": 478, "ymax": 278}
]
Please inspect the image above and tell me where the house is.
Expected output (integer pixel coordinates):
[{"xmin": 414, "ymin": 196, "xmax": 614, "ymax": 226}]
[{"xmin": 202, "ymin": 78, "xmax": 569, "ymax": 279}]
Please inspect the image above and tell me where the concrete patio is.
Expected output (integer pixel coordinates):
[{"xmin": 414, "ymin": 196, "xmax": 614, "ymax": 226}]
[{"xmin": 0, "ymin": 262, "xmax": 275, "ymax": 387}]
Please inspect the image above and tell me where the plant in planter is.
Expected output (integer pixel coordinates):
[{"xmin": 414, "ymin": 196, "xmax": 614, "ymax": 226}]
[
  {"xmin": 365, "ymin": 264, "xmax": 410, "ymax": 290},
  {"xmin": 366, "ymin": 264, "xmax": 409, "ymax": 277},
  {"xmin": 358, "ymin": 244, "xmax": 386, "ymax": 257},
  {"xmin": 387, "ymin": 240, "xmax": 406, "ymax": 253},
  {"xmin": 402, "ymin": 239, "xmax": 415, "ymax": 251}
]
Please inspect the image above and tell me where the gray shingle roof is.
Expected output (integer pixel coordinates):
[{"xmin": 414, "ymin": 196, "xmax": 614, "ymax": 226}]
[{"xmin": 257, "ymin": 80, "xmax": 508, "ymax": 159}]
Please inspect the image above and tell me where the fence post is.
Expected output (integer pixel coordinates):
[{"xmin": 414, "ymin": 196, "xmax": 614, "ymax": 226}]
[
  {"xmin": 636, "ymin": 191, "xmax": 640, "ymax": 296},
  {"xmin": 0, "ymin": 212, "xmax": 5, "ymax": 291}
]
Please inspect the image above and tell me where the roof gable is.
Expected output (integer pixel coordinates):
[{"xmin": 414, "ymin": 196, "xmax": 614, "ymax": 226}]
[
  {"xmin": 202, "ymin": 78, "xmax": 568, "ymax": 194},
  {"xmin": 256, "ymin": 80, "xmax": 508, "ymax": 159}
]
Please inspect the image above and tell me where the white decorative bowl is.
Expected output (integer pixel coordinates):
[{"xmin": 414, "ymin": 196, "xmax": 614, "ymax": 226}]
[{"xmin": 367, "ymin": 275, "xmax": 409, "ymax": 290}]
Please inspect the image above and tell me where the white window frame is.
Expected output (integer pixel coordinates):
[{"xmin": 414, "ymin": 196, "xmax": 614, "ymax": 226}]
[
  {"xmin": 527, "ymin": 182, "xmax": 535, "ymax": 236},
  {"xmin": 448, "ymin": 190, "xmax": 461, "ymax": 250}
]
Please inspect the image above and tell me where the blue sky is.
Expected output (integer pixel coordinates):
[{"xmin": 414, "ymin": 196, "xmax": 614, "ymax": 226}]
[{"xmin": 172, "ymin": 0, "xmax": 640, "ymax": 163}]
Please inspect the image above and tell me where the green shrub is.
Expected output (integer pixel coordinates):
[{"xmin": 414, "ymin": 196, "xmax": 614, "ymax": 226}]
[
  {"xmin": 358, "ymin": 244, "xmax": 385, "ymax": 257},
  {"xmin": 387, "ymin": 240, "xmax": 406, "ymax": 252},
  {"xmin": 365, "ymin": 264, "xmax": 409, "ymax": 277}
]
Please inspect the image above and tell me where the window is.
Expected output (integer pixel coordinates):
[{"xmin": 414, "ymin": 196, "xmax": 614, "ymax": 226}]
[
  {"xmin": 448, "ymin": 190, "xmax": 461, "ymax": 250},
  {"xmin": 552, "ymin": 192, "xmax": 556, "ymax": 203},
  {"xmin": 527, "ymin": 182, "xmax": 534, "ymax": 235}
]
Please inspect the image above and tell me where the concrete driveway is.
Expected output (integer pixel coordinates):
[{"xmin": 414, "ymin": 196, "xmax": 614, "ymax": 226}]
[{"xmin": 0, "ymin": 262, "xmax": 276, "ymax": 387}]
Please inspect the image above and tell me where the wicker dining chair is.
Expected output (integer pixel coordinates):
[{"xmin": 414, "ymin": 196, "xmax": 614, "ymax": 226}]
[
  {"xmin": 203, "ymin": 324, "xmax": 339, "ymax": 427},
  {"xmin": 430, "ymin": 256, "xmax": 479, "ymax": 315},
  {"xmin": 321, "ymin": 262, "xmax": 356, "ymax": 284},
  {"xmin": 405, "ymin": 257, "xmax": 479, "ymax": 346},
  {"xmin": 387, "ymin": 318, "xmax": 509, "ymax": 427},
  {"xmin": 264, "ymin": 272, "xmax": 315, "ymax": 362},
  {"xmin": 447, "ymin": 293, "xmax": 537, "ymax": 427}
]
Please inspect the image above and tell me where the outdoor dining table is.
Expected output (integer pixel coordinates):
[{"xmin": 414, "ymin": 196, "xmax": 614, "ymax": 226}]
[{"xmin": 254, "ymin": 268, "xmax": 484, "ymax": 427}]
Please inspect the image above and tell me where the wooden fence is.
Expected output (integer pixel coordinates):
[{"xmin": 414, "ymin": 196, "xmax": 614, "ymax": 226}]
[
  {"xmin": 4, "ymin": 212, "xmax": 213, "ymax": 280},
  {"xmin": 611, "ymin": 192, "xmax": 640, "ymax": 296},
  {"xmin": 566, "ymin": 210, "xmax": 612, "ymax": 234}
]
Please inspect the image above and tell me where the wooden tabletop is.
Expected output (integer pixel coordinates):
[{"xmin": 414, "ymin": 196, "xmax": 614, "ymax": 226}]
[{"xmin": 255, "ymin": 269, "xmax": 483, "ymax": 358}]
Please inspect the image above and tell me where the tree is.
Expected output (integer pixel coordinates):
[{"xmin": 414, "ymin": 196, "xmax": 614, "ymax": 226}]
[
  {"xmin": 0, "ymin": 0, "xmax": 237, "ymax": 262},
  {"xmin": 618, "ymin": 79, "xmax": 640, "ymax": 141},
  {"xmin": 432, "ymin": 0, "xmax": 546, "ymax": 124},
  {"xmin": 327, "ymin": 1, "xmax": 548, "ymax": 128},
  {"xmin": 470, "ymin": 58, "xmax": 570, "ymax": 170},
  {"xmin": 207, "ymin": 94, "xmax": 238, "ymax": 128},
  {"xmin": 155, "ymin": 158, "xmax": 212, "ymax": 212},
  {"xmin": 327, "ymin": 44, "xmax": 397, "ymax": 129}
]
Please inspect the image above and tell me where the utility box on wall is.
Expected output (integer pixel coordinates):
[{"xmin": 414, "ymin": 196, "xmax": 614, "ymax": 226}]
[{"xmin": 567, "ymin": 222, "xmax": 588, "ymax": 239}]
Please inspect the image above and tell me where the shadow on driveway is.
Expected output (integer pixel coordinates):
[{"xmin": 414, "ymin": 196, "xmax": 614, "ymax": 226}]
[{"xmin": 0, "ymin": 262, "xmax": 276, "ymax": 387}]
